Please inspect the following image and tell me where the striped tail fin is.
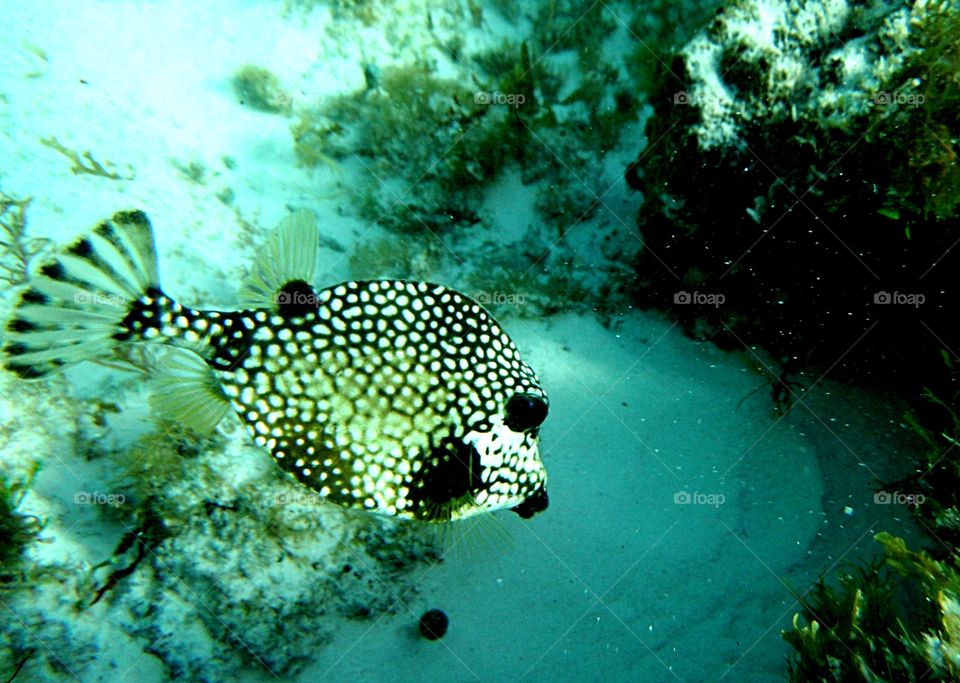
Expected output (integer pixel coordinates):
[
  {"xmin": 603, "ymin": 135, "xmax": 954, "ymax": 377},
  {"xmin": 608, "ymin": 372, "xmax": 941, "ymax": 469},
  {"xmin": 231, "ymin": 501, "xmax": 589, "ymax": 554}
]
[{"xmin": 2, "ymin": 210, "xmax": 160, "ymax": 378}]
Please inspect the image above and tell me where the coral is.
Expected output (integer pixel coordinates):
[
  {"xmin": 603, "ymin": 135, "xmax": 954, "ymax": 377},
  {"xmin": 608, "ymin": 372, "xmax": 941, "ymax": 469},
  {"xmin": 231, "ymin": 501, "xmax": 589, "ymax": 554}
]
[
  {"xmin": 231, "ymin": 64, "xmax": 292, "ymax": 114},
  {"xmin": 630, "ymin": 0, "xmax": 960, "ymax": 394}
]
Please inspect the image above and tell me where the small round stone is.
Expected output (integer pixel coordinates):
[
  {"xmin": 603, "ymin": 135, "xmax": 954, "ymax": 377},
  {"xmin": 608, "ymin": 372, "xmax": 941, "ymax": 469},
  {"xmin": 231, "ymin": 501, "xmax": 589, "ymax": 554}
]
[{"xmin": 418, "ymin": 609, "xmax": 449, "ymax": 640}]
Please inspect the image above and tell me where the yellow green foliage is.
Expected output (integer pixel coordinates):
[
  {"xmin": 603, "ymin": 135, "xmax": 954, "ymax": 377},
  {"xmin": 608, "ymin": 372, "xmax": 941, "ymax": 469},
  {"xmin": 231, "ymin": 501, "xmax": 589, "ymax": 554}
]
[
  {"xmin": 876, "ymin": 2, "xmax": 960, "ymax": 222},
  {"xmin": 784, "ymin": 533, "xmax": 960, "ymax": 681}
]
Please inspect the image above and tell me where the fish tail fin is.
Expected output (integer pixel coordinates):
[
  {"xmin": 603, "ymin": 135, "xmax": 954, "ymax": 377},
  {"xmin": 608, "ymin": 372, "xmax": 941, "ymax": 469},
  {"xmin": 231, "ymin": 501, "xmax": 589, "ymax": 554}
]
[{"xmin": 2, "ymin": 210, "xmax": 161, "ymax": 378}]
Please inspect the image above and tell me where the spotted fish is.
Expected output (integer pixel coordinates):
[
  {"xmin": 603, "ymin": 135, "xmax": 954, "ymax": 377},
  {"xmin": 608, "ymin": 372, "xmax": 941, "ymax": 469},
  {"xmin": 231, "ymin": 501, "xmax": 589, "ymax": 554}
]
[{"xmin": 2, "ymin": 210, "xmax": 549, "ymax": 522}]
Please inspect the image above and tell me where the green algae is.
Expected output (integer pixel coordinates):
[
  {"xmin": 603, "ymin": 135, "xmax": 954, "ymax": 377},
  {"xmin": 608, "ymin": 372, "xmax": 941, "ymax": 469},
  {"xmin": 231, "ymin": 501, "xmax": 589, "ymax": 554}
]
[
  {"xmin": 231, "ymin": 64, "xmax": 291, "ymax": 114},
  {"xmin": 0, "ymin": 468, "xmax": 41, "ymax": 587},
  {"xmin": 293, "ymin": 62, "xmax": 515, "ymax": 234},
  {"xmin": 0, "ymin": 190, "xmax": 49, "ymax": 287},
  {"xmin": 784, "ymin": 533, "xmax": 960, "ymax": 681}
]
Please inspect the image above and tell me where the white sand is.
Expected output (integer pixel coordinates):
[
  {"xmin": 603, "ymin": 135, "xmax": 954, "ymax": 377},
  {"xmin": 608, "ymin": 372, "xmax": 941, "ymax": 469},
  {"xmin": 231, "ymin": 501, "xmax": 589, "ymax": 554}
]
[{"xmin": 0, "ymin": 1, "xmax": 924, "ymax": 681}]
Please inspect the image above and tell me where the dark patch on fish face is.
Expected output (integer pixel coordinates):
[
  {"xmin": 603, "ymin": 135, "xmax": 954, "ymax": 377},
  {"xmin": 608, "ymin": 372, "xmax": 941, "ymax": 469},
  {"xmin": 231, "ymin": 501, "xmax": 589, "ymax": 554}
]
[
  {"xmin": 409, "ymin": 436, "xmax": 484, "ymax": 520},
  {"xmin": 504, "ymin": 392, "xmax": 549, "ymax": 433},
  {"xmin": 510, "ymin": 485, "xmax": 549, "ymax": 519},
  {"xmin": 277, "ymin": 280, "xmax": 319, "ymax": 316}
]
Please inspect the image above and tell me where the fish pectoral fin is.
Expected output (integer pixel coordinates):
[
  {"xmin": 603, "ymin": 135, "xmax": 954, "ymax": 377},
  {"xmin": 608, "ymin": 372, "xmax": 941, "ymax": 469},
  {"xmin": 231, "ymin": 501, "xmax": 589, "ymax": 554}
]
[
  {"xmin": 238, "ymin": 209, "xmax": 320, "ymax": 310},
  {"xmin": 148, "ymin": 346, "xmax": 231, "ymax": 434}
]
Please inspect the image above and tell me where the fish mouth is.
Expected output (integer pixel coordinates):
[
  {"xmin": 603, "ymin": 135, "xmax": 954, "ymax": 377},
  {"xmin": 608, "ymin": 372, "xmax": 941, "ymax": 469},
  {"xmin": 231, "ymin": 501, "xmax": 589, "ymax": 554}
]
[{"xmin": 510, "ymin": 486, "xmax": 549, "ymax": 519}]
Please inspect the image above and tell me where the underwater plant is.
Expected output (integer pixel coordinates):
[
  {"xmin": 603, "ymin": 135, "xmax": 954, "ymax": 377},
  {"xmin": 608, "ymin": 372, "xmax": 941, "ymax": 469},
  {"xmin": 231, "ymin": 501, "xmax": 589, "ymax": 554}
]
[
  {"xmin": 231, "ymin": 64, "xmax": 292, "ymax": 114},
  {"xmin": 0, "ymin": 468, "xmax": 42, "ymax": 589},
  {"xmin": 784, "ymin": 532, "xmax": 960, "ymax": 681},
  {"xmin": 283, "ymin": 0, "xmax": 382, "ymax": 24},
  {"xmin": 0, "ymin": 190, "xmax": 49, "ymax": 287},
  {"xmin": 39, "ymin": 136, "xmax": 133, "ymax": 180},
  {"xmin": 631, "ymin": 0, "xmax": 960, "ymax": 396},
  {"xmin": 292, "ymin": 62, "xmax": 515, "ymax": 234},
  {"xmin": 873, "ymin": 1, "xmax": 960, "ymax": 223}
]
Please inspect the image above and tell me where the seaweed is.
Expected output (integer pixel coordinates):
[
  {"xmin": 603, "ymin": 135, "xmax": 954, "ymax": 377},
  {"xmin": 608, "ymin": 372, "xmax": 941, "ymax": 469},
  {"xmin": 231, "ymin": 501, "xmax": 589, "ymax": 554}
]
[
  {"xmin": 892, "ymin": 353, "xmax": 960, "ymax": 551},
  {"xmin": 231, "ymin": 64, "xmax": 291, "ymax": 114},
  {"xmin": 346, "ymin": 234, "xmax": 442, "ymax": 281},
  {"xmin": 292, "ymin": 62, "xmax": 513, "ymax": 233},
  {"xmin": 171, "ymin": 158, "xmax": 208, "ymax": 185},
  {"xmin": 530, "ymin": 0, "xmax": 615, "ymax": 69},
  {"xmin": 0, "ymin": 191, "xmax": 50, "ymax": 287},
  {"xmin": 283, "ymin": 0, "xmax": 380, "ymax": 24},
  {"xmin": 90, "ymin": 506, "xmax": 169, "ymax": 605},
  {"xmin": 39, "ymin": 136, "xmax": 134, "ymax": 180},
  {"xmin": 631, "ymin": 0, "xmax": 960, "ymax": 396},
  {"xmin": 0, "ymin": 467, "xmax": 42, "ymax": 590},
  {"xmin": 876, "ymin": 2, "xmax": 960, "ymax": 223},
  {"xmin": 784, "ymin": 534, "xmax": 960, "ymax": 681}
]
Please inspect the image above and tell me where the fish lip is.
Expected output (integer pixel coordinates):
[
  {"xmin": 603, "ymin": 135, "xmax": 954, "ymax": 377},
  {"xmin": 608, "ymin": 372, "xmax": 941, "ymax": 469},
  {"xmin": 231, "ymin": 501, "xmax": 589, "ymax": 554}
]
[{"xmin": 510, "ymin": 487, "xmax": 549, "ymax": 519}]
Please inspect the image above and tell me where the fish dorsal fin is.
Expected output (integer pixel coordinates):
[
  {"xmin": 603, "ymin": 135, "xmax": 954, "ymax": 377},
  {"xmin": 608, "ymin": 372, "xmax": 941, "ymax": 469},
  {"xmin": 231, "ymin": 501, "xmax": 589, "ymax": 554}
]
[
  {"xmin": 148, "ymin": 347, "xmax": 231, "ymax": 435},
  {"xmin": 239, "ymin": 209, "xmax": 319, "ymax": 310}
]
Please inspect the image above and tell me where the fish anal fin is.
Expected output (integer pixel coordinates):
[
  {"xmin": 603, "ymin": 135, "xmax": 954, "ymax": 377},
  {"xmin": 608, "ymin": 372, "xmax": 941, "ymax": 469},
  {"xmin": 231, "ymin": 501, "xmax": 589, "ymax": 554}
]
[{"xmin": 148, "ymin": 347, "xmax": 230, "ymax": 435}]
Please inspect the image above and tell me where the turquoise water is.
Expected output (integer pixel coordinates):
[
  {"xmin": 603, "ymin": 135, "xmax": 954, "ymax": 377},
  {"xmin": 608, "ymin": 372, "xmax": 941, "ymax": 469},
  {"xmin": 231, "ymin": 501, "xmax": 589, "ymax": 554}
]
[{"xmin": 0, "ymin": 1, "xmax": 939, "ymax": 681}]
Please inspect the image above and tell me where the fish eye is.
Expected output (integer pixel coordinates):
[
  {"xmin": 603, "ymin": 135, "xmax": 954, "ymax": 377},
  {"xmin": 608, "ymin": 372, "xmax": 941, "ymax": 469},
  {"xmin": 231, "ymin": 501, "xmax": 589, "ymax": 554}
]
[{"xmin": 504, "ymin": 392, "xmax": 549, "ymax": 432}]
